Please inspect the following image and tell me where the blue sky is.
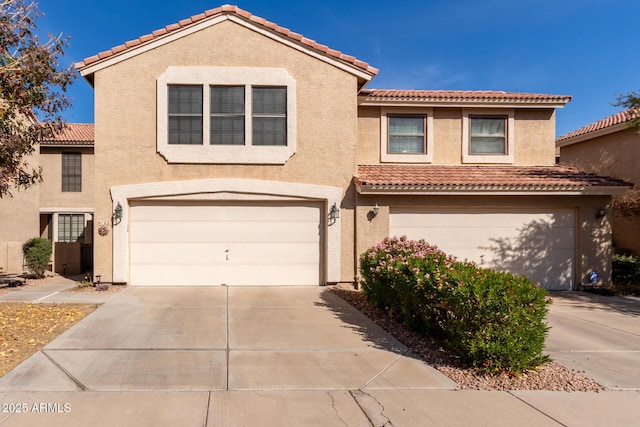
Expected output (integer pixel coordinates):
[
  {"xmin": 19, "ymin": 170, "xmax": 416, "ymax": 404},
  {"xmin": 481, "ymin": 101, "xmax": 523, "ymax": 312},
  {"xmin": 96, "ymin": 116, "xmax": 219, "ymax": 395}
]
[{"xmin": 37, "ymin": 0, "xmax": 640, "ymax": 137}]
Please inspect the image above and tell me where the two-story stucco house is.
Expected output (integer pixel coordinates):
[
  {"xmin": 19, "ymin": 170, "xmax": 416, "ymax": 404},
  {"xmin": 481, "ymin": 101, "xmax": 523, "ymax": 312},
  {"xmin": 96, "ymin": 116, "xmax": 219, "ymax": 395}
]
[
  {"xmin": 0, "ymin": 124, "xmax": 94, "ymax": 276},
  {"xmin": 557, "ymin": 108, "xmax": 639, "ymax": 254},
  {"xmin": 2, "ymin": 5, "xmax": 629, "ymax": 290}
]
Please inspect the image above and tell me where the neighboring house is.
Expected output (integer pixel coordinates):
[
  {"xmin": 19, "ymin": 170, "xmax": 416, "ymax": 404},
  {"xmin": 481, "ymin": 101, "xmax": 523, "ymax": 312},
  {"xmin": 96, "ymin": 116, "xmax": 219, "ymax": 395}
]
[
  {"xmin": 557, "ymin": 108, "xmax": 640, "ymax": 254},
  {"xmin": 4, "ymin": 5, "xmax": 628, "ymax": 289},
  {"xmin": 0, "ymin": 124, "xmax": 94, "ymax": 275}
]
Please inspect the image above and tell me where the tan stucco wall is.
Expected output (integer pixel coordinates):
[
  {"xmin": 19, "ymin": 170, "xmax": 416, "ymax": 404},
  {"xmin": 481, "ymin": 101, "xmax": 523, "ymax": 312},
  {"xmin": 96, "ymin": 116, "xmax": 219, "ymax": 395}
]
[
  {"xmin": 354, "ymin": 194, "xmax": 613, "ymax": 289},
  {"xmin": 560, "ymin": 128, "xmax": 640, "ymax": 253},
  {"xmin": 39, "ymin": 147, "xmax": 95, "ymax": 209},
  {"xmin": 561, "ymin": 128, "xmax": 640, "ymax": 184},
  {"xmin": 357, "ymin": 107, "xmax": 556, "ymax": 166},
  {"xmin": 91, "ymin": 20, "xmax": 360, "ymax": 282},
  {"xmin": 0, "ymin": 152, "xmax": 40, "ymax": 273}
]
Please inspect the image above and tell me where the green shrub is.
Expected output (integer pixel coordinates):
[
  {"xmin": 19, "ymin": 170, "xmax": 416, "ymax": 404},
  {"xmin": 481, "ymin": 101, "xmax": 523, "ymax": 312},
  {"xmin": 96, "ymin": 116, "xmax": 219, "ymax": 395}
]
[
  {"xmin": 612, "ymin": 254, "xmax": 640, "ymax": 285},
  {"xmin": 22, "ymin": 238, "xmax": 52, "ymax": 279},
  {"xmin": 442, "ymin": 264, "xmax": 549, "ymax": 373},
  {"xmin": 359, "ymin": 237, "xmax": 550, "ymax": 374}
]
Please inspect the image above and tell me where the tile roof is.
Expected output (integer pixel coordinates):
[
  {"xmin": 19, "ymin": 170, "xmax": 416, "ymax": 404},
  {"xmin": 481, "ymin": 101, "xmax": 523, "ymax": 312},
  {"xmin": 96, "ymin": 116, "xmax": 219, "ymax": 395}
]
[
  {"xmin": 41, "ymin": 123, "xmax": 94, "ymax": 146},
  {"xmin": 355, "ymin": 165, "xmax": 629, "ymax": 192},
  {"xmin": 359, "ymin": 89, "xmax": 571, "ymax": 105},
  {"xmin": 557, "ymin": 108, "xmax": 639, "ymax": 142},
  {"xmin": 74, "ymin": 4, "xmax": 378, "ymax": 76}
]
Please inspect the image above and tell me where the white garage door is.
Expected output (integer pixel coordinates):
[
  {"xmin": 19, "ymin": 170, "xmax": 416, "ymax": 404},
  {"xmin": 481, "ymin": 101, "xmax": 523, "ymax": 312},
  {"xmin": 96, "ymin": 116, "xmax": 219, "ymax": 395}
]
[
  {"xmin": 129, "ymin": 201, "xmax": 322, "ymax": 286},
  {"xmin": 390, "ymin": 208, "xmax": 575, "ymax": 290}
]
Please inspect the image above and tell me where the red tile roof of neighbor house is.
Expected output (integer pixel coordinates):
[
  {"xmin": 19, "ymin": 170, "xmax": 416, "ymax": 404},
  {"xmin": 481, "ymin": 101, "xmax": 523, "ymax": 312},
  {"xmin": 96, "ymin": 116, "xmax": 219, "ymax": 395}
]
[
  {"xmin": 41, "ymin": 123, "xmax": 94, "ymax": 146},
  {"xmin": 73, "ymin": 4, "xmax": 378, "ymax": 76},
  {"xmin": 359, "ymin": 89, "xmax": 572, "ymax": 104},
  {"xmin": 355, "ymin": 165, "xmax": 630, "ymax": 191},
  {"xmin": 557, "ymin": 108, "xmax": 639, "ymax": 142}
]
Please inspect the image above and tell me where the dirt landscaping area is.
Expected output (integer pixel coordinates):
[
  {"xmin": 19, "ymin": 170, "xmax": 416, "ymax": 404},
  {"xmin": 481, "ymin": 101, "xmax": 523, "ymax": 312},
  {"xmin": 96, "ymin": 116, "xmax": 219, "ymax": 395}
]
[{"xmin": 0, "ymin": 302, "xmax": 97, "ymax": 376}]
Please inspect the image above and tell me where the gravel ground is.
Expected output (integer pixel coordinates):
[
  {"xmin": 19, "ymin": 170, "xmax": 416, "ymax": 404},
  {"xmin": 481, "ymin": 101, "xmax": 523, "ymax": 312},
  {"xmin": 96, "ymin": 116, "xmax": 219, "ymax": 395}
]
[{"xmin": 332, "ymin": 287, "xmax": 606, "ymax": 391}]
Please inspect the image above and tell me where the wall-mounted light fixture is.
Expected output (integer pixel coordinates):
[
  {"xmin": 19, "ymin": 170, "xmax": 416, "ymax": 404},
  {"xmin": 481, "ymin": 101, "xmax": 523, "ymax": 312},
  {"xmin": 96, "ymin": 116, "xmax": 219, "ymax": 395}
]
[
  {"xmin": 372, "ymin": 204, "xmax": 379, "ymax": 218},
  {"xmin": 112, "ymin": 202, "xmax": 123, "ymax": 225},
  {"xmin": 595, "ymin": 208, "xmax": 606, "ymax": 220},
  {"xmin": 328, "ymin": 203, "xmax": 339, "ymax": 226}
]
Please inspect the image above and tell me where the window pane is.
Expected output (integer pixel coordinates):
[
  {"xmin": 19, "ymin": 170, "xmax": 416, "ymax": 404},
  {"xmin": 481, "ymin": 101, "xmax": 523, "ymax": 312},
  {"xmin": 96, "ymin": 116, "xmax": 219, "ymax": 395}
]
[
  {"xmin": 470, "ymin": 137, "xmax": 506, "ymax": 154},
  {"xmin": 211, "ymin": 116, "xmax": 245, "ymax": 145},
  {"xmin": 253, "ymin": 87, "xmax": 286, "ymax": 114},
  {"xmin": 389, "ymin": 136, "xmax": 424, "ymax": 153},
  {"xmin": 389, "ymin": 117, "xmax": 424, "ymax": 135},
  {"xmin": 253, "ymin": 117, "xmax": 287, "ymax": 146},
  {"xmin": 62, "ymin": 153, "xmax": 81, "ymax": 192},
  {"xmin": 211, "ymin": 86, "xmax": 244, "ymax": 114},
  {"xmin": 471, "ymin": 118, "xmax": 505, "ymax": 136},
  {"xmin": 169, "ymin": 117, "xmax": 203, "ymax": 145},
  {"xmin": 168, "ymin": 86, "xmax": 202, "ymax": 114}
]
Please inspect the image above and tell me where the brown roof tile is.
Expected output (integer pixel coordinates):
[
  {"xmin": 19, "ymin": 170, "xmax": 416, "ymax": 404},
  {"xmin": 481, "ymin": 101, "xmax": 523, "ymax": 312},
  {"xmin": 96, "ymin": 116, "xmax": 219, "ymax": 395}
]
[
  {"xmin": 74, "ymin": 4, "xmax": 378, "ymax": 77},
  {"xmin": 41, "ymin": 123, "xmax": 94, "ymax": 146},
  {"xmin": 359, "ymin": 89, "xmax": 571, "ymax": 104},
  {"xmin": 557, "ymin": 108, "xmax": 639, "ymax": 142},
  {"xmin": 355, "ymin": 165, "xmax": 629, "ymax": 191}
]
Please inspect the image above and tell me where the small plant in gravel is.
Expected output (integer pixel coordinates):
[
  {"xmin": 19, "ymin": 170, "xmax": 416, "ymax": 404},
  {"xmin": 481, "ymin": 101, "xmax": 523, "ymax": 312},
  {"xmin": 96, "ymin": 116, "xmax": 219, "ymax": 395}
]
[
  {"xmin": 359, "ymin": 236, "xmax": 551, "ymax": 374},
  {"xmin": 22, "ymin": 238, "xmax": 52, "ymax": 279}
]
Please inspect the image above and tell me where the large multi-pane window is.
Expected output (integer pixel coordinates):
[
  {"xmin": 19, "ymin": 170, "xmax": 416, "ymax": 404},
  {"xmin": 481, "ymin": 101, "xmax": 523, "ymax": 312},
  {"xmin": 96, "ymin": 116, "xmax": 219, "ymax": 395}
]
[
  {"xmin": 387, "ymin": 116, "xmax": 426, "ymax": 154},
  {"xmin": 58, "ymin": 214, "xmax": 85, "ymax": 243},
  {"xmin": 168, "ymin": 84, "xmax": 287, "ymax": 146},
  {"xmin": 168, "ymin": 85, "xmax": 203, "ymax": 145},
  {"xmin": 62, "ymin": 153, "xmax": 82, "ymax": 192}
]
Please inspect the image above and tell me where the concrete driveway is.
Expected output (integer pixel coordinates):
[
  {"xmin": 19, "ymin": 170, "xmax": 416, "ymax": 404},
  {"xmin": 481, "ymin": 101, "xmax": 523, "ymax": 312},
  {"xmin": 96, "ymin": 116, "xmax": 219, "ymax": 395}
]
[
  {"xmin": 1, "ymin": 286, "xmax": 639, "ymax": 426},
  {"xmin": 545, "ymin": 292, "xmax": 640, "ymax": 390}
]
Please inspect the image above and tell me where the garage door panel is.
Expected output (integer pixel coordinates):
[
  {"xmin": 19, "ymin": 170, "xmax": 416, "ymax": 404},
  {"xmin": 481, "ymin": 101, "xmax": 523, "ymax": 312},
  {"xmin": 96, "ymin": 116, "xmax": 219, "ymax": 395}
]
[
  {"xmin": 131, "ymin": 263, "xmax": 319, "ymax": 286},
  {"xmin": 130, "ymin": 204, "xmax": 319, "ymax": 222},
  {"xmin": 129, "ymin": 202, "xmax": 322, "ymax": 286},
  {"xmin": 130, "ymin": 242, "xmax": 320, "ymax": 265},
  {"xmin": 130, "ymin": 221, "xmax": 318, "ymax": 244},
  {"xmin": 390, "ymin": 208, "xmax": 574, "ymax": 290}
]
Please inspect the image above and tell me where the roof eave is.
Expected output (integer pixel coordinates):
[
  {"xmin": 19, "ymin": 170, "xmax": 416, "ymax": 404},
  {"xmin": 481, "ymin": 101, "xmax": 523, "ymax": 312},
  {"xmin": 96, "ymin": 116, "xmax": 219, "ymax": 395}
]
[
  {"xmin": 357, "ymin": 98, "xmax": 570, "ymax": 109},
  {"xmin": 356, "ymin": 184, "xmax": 631, "ymax": 196}
]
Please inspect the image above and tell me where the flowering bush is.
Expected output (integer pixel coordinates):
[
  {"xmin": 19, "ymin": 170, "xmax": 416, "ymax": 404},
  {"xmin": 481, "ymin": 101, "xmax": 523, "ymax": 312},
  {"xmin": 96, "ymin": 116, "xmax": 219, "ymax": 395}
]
[{"xmin": 359, "ymin": 236, "xmax": 550, "ymax": 374}]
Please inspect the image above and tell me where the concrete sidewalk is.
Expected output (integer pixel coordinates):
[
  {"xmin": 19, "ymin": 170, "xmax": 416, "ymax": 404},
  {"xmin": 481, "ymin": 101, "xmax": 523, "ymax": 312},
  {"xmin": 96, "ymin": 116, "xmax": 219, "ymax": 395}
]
[
  {"xmin": 0, "ymin": 276, "xmax": 121, "ymax": 304},
  {"xmin": 0, "ymin": 287, "xmax": 638, "ymax": 426}
]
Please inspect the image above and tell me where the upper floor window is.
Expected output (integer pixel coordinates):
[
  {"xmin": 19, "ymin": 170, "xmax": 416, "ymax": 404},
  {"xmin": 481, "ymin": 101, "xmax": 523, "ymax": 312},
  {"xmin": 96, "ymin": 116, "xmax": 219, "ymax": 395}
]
[
  {"xmin": 158, "ymin": 67, "xmax": 296, "ymax": 164},
  {"xmin": 388, "ymin": 116, "xmax": 425, "ymax": 154},
  {"xmin": 252, "ymin": 86, "xmax": 287, "ymax": 146},
  {"xmin": 462, "ymin": 109, "xmax": 514, "ymax": 164},
  {"xmin": 210, "ymin": 85, "xmax": 244, "ymax": 145},
  {"xmin": 61, "ymin": 152, "xmax": 81, "ymax": 192},
  {"xmin": 469, "ymin": 117, "xmax": 506, "ymax": 154},
  {"xmin": 380, "ymin": 108, "xmax": 433, "ymax": 163},
  {"xmin": 168, "ymin": 85, "xmax": 203, "ymax": 145}
]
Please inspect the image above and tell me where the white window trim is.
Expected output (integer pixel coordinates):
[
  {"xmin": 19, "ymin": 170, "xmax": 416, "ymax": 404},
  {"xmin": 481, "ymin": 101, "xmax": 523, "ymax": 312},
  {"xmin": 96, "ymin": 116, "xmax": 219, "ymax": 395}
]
[
  {"xmin": 381, "ymin": 108, "xmax": 433, "ymax": 163},
  {"xmin": 157, "ymin": 66, "xmax": 297, "ymax": 164},
  {"xmin": 462, "ymin": 109, "xmax": 514, "ymax": 164}
]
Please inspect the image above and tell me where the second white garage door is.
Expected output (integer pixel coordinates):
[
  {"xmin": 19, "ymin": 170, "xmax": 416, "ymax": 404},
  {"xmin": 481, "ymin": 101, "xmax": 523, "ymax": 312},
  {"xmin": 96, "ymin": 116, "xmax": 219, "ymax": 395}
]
[
  {"xmin": 129, "ymin": 201, "xmax": 322, "ymax": 286},
  {"xmin": 390, "ymin": 208, "xmax": 575, "ymax": 290}
]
